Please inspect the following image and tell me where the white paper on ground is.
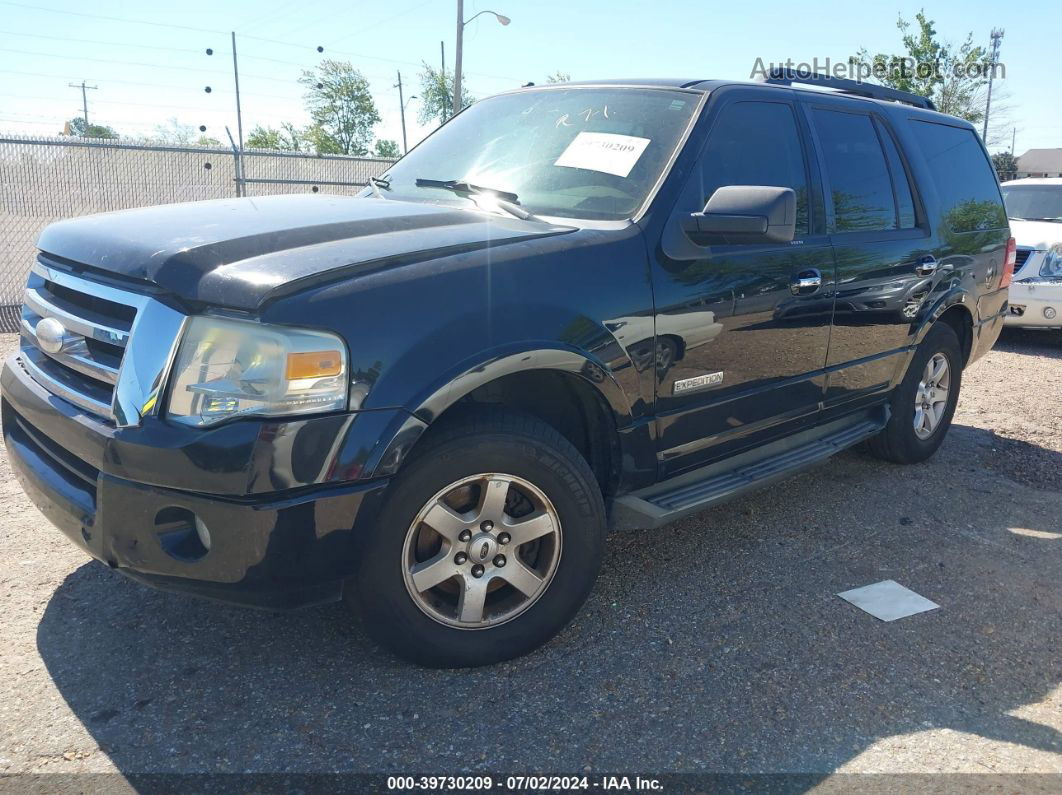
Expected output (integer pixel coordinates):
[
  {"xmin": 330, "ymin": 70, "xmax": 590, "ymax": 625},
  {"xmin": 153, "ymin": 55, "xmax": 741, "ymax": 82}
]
[
  {"xmin": 837, "ymin": 579, "xmax": 940, "ymax": 622},
  {"xmin": 554, "ymin": 132, "xmax": 651, "ymax": 178}
]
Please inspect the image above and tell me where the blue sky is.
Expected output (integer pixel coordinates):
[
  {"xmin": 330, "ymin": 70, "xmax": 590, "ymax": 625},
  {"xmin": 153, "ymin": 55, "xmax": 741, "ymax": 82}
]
[{"xmin": 1, "ymin": 0, "xmax": 1059, "ymax": 153}]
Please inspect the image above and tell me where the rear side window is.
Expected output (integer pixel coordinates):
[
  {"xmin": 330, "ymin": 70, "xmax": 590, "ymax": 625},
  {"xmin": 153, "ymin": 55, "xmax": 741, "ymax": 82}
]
[
  {"xmin": 878, "ymin": 125, "xmax": 917, "ymax": 229},
  {"xmin": 813, "ymin": 108, "xmax": 900, "ymax": 233},
  {"xmin": 698, "ymin": 101, "xmax": 810, "ymax": 235},
  {"xmin": 910, "ymin": 121, "xmax": 1007, "ymax": 233}
]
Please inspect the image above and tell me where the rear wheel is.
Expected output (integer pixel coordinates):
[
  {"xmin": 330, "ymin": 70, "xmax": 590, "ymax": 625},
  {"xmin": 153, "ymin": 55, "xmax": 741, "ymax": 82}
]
[
  {"xmin": 866, "ymin": 322, "xmax": 963, "ymax": 464},
  {"xmin": 349, "ymin": 410, "xmax": 606, "ymax": 667}
]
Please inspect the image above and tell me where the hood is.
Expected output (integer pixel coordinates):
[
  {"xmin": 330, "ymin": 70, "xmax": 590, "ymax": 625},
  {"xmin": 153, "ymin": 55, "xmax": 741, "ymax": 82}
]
[
  {"xmin": 37, "ymin": 194, "xmax": 574, "ymax": 310},
  {"xmin": 1009, "ymin": 218, "xmax": 1062, "ymax": 251}
]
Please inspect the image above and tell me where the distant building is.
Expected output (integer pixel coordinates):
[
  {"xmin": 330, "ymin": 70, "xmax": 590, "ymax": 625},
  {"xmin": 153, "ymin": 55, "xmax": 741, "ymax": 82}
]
[{"xmin": 1015, "ymin": 148, "xmax": 1062, "ymax": 178}]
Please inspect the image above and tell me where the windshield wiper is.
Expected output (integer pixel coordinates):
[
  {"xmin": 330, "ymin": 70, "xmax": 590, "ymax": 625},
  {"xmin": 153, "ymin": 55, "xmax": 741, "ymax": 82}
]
[
  {"xmin": 367, "ymin": 175, "xmax": 390, "ymax": 199},
  {"xmin": 414, "ymin": 178, "xmax": 543, "ymax": 222}
]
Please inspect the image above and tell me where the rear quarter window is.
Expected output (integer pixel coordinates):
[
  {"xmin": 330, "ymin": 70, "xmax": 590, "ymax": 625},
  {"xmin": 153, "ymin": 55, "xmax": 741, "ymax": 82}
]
[{"xmin": 910, "ymin": 120, "xmax": 1007, "ymax": 233}]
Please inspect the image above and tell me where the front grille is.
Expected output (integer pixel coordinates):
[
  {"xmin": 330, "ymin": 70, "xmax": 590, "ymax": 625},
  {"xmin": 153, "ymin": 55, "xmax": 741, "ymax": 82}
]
[
  {"xmin": 1014, "ymin": 247, "xmax": 1034, "ymax": 272},
  {"xmin": 18, "ymin": 255, "xmax": 188, "ymax": 428},
  {"xmin": 19, "ymin": 258, "xmax": 137, "ymax": 421}
]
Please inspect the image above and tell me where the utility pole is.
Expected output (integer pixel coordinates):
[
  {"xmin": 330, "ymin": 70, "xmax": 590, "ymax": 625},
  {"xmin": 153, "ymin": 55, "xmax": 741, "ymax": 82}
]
[
  {"xmin": 453, "ymin": 0, "xmax": 464, "ymax": 118},
  {"xmin": 396, "ymin": 70, "xmax": 409, "ymax": 154},
  {"xmin": 68, "ymin": 80, "xmax": 97, "ymax": 128},
  {"xmin": 230, "ymin": 32, "xmax": 245, "ymax": 197},
  {"xmin": 982, "ymin": 28, "xmax": 1004, "ymax": 142},
  {"xmin": 1011, "ymin": 127, "xmax": 1016, "ymax": 155},
  {"xmin": 440, "ymin": 41, "xmax": 448, "ymax": 120}
]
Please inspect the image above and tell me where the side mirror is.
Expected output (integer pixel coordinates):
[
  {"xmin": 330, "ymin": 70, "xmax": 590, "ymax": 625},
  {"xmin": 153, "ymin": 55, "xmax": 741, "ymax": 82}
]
[{"xmin": 681, "ymin": 185, "xmax": 796, "ymax": 245}]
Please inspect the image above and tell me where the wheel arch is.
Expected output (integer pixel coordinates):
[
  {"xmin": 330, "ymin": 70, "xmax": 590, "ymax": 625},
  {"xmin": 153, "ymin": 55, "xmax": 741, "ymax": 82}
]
[
  {"xmin": 915, "ymin": 290, "xmax": 975, "ymax": 366},
  {"xmin": 370, "ymin": 347, "xmax": 637, "ymax": 496}
]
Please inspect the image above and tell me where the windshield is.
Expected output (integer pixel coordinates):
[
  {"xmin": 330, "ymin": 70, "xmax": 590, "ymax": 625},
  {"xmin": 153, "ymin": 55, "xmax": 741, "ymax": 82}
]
[
  {"xmin": 1001, "ymin": 185, "xmax": 1062, "ymax": 221},
  {"xmin": 378, "ymin": 87, "xmax": 699, "ymax": 221}
]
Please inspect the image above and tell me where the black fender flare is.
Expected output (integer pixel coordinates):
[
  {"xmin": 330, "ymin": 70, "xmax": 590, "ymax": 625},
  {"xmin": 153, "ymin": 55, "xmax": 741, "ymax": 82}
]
[
  {"xmin": 908, "ymin": 286, "xmax": 976, "ymax": 369},
  {"xmin": 913, "ymin": 287, "xmax": 974, "ymax": 343},
  {"xmin": 366, "ymin": 344, "xmax": 635, "ymax": 478}
]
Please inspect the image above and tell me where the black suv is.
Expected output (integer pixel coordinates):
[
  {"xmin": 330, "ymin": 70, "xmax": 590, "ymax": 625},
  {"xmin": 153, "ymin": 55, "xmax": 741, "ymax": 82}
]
[{"xmin": 2, "ymin": 71, "xmax": 1012, "ymax": 667}]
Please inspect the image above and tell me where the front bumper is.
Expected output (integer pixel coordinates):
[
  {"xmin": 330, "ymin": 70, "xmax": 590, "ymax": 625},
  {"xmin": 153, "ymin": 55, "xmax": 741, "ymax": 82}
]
[
  {"xmin": 1004, "ymin": 281, "xmax": 1062, "ymax": 329},
  {"xmin": 1, "ymin": 356, "xmax": 393, "ymax": 609}
]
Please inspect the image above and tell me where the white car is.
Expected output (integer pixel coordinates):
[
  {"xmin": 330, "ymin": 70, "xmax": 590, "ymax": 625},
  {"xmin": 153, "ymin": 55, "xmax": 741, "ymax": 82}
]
[{"xmin": 1001, "ymin": 178, "xmax": 1062, "ymax": 332}]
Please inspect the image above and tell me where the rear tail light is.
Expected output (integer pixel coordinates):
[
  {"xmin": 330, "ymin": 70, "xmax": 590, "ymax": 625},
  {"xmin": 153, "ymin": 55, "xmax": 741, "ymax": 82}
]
[{"xmin": 1001, "ymin": 237, "xmax": 1016, "ymax": 288}]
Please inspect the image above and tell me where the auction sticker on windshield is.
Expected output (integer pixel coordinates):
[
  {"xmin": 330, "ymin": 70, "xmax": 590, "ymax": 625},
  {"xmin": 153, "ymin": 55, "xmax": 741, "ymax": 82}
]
[{"xmin": 554, "ymin": 132, "xmax": 651, "ymax": 178}]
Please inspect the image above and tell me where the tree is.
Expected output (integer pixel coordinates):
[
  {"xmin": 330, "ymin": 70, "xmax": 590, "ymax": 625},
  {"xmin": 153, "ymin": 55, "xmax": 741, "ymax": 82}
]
[
  {"xmin": 152, "ymin": 117, "xmax": 196, "ymax": 145},
  {"xmin": 62, "ymin": 117, "xmax": 118, "ymax": 139},
  {"xmin": 417, "ymin": 61, "xmax": 472, "ymax": 126},
  {"xmin": 373, "ymin": 139, "xmax": 400, "ymax": 158},
  {"xmin": 991, "ymin": 151, "xmax": 1018, "ymax": 181},
  {"xmin": 195, "ymin": 135, "xmax": 222, "ymax": 147},
  {"xmin": 546, "ymin": 71, "xmax": 571, "ymax": 84},
  {"xmin": 299, "ymin": 60, "xmax": 380, "ymax": 155},
  {"xmin": 849, "ymin": 10, "xmax": 1010, "ymax": 141},
  {"xmin": 246, "ymin": 123, "xmax": 303, "ymax": 151},
  {"xmin": 302, "ymin": 123, "xmax": 343, "ymax": 154}
]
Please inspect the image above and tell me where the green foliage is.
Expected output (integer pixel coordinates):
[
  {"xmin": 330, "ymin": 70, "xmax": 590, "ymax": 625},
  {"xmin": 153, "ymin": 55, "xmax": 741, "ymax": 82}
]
[
  {"xmin": 63, "ymin": 117, "xmax": 118, "ymax": 139},
  {"xmin": 417, "ymin": 61, "xmax": 472, "ymax": 126},
  {"xmin": 152, "ymin": 117, "xmax": 196, "ymax": 145},
  {"xmin": 849, "ymin": 10, "xmax": 993, "ymax": 124},
  {"xmin": 195, "ymin": 135, "xmax": 222, "ymax": 147},
  {"xmin": 246, "ymin": 122, "xmax": 303, "ymax": 151},
  {"xmin": 302, "ymin": 123, "xmax": 343, "ymax": 154},
  {"xmin": 546, "ymin": 71, "xmax": 571, "ymax": 84},
  {"xmin": 373, "ymin": 139, "xmax": 400, "ymax": 159},
  {"xmin": 299, "ymin": 60, "xmax": 380, "ymax": 155},
  {"xmin": 991, "ymin": 151, "xmax": 1018, "ymax": 179}
]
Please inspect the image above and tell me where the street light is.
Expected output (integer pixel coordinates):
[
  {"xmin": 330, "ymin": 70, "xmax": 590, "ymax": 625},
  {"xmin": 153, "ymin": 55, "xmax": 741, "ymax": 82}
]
[{"xmin": 453, "ymin": 1, "xmax": 509, "ymax": 117}]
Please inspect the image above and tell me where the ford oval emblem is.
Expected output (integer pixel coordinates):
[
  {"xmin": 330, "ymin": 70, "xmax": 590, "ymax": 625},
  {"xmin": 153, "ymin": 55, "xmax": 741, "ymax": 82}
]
[
  {"xmin": 35, "ymin": 317, "xmax": 67, "ymax": 354},
  {"xmin": 479, "ymin": 541, "xmax": 491, "ymax": 560}
]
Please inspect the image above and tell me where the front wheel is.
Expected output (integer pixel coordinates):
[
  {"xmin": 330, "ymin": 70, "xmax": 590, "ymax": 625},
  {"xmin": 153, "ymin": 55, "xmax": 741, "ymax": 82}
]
[
  {"xmin": 866, "ymin": 322, "xmax": 963, "ymax": 464},
  {"xmin": 349, "ymin": 410, "xmax": 606, "ymax": 667}
]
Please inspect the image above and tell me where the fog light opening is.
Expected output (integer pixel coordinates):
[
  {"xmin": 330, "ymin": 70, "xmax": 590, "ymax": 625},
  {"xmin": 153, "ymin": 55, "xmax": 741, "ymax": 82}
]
[{"xmin": 154, "ymin": 507, "xmax": 210, "ymax": 562}]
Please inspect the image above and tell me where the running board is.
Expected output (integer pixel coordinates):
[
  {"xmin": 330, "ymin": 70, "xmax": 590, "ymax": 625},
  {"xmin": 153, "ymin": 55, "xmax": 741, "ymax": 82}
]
[{"xmin": 610, "ymin": 407, "xmax": 889, "ymax": 531}]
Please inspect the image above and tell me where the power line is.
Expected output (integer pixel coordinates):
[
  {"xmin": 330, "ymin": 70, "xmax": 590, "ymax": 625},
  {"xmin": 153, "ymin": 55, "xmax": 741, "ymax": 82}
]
[
  {"xmin": 0, "ymin": 46, "xmax": 305, "ymax": 84},
  {"xmin": 0, "ymin": 0, "xmax": 226, "ymax": 34},
  {"xmin": 239, "ymin": 0, "xmax": 321, "ymax": 34},
  {"xmin": 0, "ymin": 29, "xmax": 219, "ymax": 55},
  {"xmin": 0, "ymin": 69, "xmax": 311, "ymax": 105},
  {"xmin": 316, "ymin": 0, "xmax": 435, "ymax": 43},
  {"xmin": 0, "ymin": 42, "xmax": 434, "ymax": 88}
]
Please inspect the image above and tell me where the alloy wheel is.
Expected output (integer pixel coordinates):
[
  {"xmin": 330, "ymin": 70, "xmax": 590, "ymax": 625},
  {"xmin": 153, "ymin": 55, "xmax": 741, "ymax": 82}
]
[
  {"xmin": 913, "ymin": 352, "xmax": 951, "ymax": 440},
  {"xmin": 401, "ymin": 473, "xmax": 563, "ymax": 629}
]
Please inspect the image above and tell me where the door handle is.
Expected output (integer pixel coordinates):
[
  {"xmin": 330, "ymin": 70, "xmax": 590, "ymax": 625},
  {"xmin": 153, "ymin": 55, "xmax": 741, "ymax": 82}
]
[
  {"xmin": 791, "ymin": 268, "xmax": 822, "ymax": 295},
  {"xmin": 914, "ymin": 256, "xmax": 939, "ymax": 276}
]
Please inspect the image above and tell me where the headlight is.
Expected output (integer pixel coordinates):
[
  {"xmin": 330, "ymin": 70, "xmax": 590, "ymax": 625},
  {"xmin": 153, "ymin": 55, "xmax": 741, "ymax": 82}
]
[
  {"xmin": 166, "ymin": 316, "xmax": 348, "ymax": 427},
  {"xmin": 1041, "ymin": 244, "xmax": 1062, "ymax": 279}
]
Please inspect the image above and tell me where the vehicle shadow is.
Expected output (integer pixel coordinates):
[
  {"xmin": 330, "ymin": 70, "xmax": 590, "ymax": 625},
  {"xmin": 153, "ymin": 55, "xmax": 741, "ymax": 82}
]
[
  {"xmin": 997, "ymin": 327, "xmax": 1062, "ymax": 358},
  {"xmin": 35, "ymin": 424, "xmax": 1062, "ymax": 777}
]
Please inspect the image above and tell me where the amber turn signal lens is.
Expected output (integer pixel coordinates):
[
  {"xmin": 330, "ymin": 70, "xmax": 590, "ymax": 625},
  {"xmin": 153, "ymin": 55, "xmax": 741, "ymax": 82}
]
[{"xmin": 286, "ymin": 351, "xmax": 343, "ymax": 380}]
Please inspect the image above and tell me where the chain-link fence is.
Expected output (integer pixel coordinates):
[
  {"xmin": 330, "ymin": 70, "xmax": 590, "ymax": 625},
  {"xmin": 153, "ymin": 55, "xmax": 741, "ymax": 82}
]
[{"xmin": 0, "ymin": 135, "xmax": 395, "ymax": 331}]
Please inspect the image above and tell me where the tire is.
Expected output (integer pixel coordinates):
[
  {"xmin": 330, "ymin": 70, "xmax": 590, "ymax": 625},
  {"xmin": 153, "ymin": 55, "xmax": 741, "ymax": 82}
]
[
  {"xmin": 349, "ymin": 408, "xmax": 606, "ymax": 668},
  {"xmin": 866, "ymin": 322, "xmax": 963, "ymax": 464}
]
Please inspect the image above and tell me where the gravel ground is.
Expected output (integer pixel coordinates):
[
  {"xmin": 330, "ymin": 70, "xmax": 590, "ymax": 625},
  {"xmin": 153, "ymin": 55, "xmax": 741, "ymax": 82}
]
[{"xmin": 0, "ymin": 329, "xmax": 1059, "ymax": 783}]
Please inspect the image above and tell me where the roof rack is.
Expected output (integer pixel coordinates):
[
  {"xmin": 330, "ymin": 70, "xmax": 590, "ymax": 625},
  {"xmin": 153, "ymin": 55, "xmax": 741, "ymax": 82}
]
[{"xmin": 758, "ymin": 67, "xmax": 936, "ymax": 111}]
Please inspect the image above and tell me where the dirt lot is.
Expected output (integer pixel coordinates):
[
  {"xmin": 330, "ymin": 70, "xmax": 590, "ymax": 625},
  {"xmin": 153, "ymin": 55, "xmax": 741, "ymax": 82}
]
[{"xmin": 0, "ymin": 329, "xmax": 1059, "ymax": 783}]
